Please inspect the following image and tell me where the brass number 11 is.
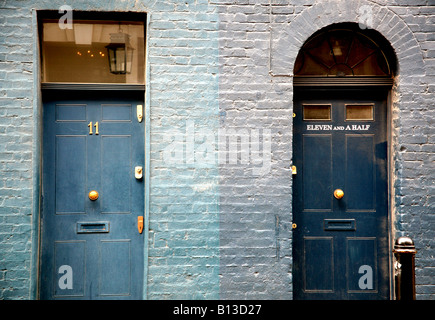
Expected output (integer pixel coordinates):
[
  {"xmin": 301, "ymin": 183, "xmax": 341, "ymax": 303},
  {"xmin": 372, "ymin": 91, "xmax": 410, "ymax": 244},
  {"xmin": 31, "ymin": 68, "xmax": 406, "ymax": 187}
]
[{"xmin": 88, "ymin": 122, "xmax": 99, "ymax": 135}]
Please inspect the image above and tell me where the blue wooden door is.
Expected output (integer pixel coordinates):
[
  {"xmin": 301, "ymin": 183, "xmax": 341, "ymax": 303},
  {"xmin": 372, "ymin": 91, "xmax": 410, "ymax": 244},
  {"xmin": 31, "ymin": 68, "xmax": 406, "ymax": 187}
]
[
  {"xmin": 292, "ymin": 89, "xmax": 390, "ymax": 299},
  {"xmin": 40, "ymin": 91, "xmax": 145, "ymax": 299}
]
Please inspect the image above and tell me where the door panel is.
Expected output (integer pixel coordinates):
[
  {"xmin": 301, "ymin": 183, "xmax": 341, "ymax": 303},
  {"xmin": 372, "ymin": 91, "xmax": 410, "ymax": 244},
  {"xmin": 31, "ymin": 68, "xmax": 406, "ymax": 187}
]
[
  {"xmin": 53, "ymin": 241, "xmax": 86, "ymax": 298},
  {"xmin": 346, "ymin": 135, "xmax": 375, "ymax": 210},
  {"xmin": 303, "ymin": 135, "xmax": 332, "ymax": 210},
  {"xmin": 293, "ymin": 90, "xmax": 389, "ymax": 300},
  {"xmin": 303, "ymin": 237, "xmax": 334, "ymax": 292},
  {"xmin": 40, "ymin": 91, "xmax": 145, "ymax": 300},
  {"xmin": 101, "ymin": 135, "xmax": 132, "ymax": 214},
  {"xmin": 55, "ymin": 136, "xmax": 87, "ymax": 214},
  {"xmin": 99, "ymin": 240, "xmax": 132, "ymax": 296},
  {"xmin": 346, "ymin": 238, "xmax": 377, "ymax": 293}
]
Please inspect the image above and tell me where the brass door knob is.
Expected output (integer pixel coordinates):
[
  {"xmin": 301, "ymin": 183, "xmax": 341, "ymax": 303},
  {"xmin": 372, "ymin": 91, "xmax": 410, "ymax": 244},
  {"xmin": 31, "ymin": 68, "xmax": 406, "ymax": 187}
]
[
  {"xmin": 88, "ymin": 190, "xmax": 99, "ymax": 201},
  {"xmin": 334, "ymin": 189, "xmax": 344, "ymax": 199}
]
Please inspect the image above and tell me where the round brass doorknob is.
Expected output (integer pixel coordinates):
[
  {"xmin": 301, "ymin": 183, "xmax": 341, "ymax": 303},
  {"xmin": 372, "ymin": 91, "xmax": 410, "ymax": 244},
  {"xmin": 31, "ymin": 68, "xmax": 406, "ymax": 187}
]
[
  {"xmin": 334, "ymin": 189, "xmax": 344, "ymax": 199},
  {"xmin": 88, "ymin": 190, "xmax": 99, "ymax": 201}
]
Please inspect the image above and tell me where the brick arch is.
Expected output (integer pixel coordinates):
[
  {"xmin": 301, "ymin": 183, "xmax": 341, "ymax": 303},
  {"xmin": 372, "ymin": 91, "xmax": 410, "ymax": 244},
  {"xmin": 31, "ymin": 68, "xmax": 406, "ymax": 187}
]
[{"xmin": 271, "ymin": 0, "xmax": 426, "ymax": 91}]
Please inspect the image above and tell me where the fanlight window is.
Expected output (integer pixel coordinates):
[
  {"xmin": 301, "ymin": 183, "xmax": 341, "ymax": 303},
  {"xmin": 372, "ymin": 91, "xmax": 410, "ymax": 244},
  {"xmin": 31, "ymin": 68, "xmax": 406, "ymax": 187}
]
[{"xmin": 294, "ymin": 29, "xmax": 392, "ymax": 77}]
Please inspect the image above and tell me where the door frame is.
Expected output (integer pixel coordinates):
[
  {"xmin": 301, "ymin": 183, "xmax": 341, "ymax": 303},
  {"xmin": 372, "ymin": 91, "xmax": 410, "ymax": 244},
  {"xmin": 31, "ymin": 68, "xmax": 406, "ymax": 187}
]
[
  {"xmin": 291, "ymin": 82, "xmax": 395, "ymax": 299},
  {"xmin": 31, "ymin": 10, "xmax": 150, "ymax": 299}
]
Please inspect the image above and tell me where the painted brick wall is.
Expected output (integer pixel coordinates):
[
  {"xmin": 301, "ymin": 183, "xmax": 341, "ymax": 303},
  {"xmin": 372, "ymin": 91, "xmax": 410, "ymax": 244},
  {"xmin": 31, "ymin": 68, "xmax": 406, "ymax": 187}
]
[
  {"xmin": 0, "ymin": 4, "xmax": 34, "ymax": 299},
  {"xmin": 0, "ymin": 0, "xmax": 433, "ymax": 300},
  {"xmin": 216, "ymin": 1, "xmax": 293, "ymax": 299},
  {"xmin": 216, "ymin": 0, "xmax": 434, "ymax": 300},
  {"xmin": 0, "ymin": 0, "xmax": 221, "ymax": 300},
  {"xmin": 146, "ymin": 0, "xmax": 220, "ymax": 299},
  {"xmin": 386, "ymin": 3, "xmax": 435, "ymax": 299}
]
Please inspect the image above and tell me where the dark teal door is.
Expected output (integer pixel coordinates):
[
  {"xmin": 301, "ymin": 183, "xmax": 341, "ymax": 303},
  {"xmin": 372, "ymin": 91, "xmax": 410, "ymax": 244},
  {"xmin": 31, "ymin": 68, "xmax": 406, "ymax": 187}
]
[
  {"xmin": 40, "ymin": 91, "xmax": 145, "ymax": 299},
  {"xmin": 292, "ymin": 89, "xmax": 390, "ymax": 300}
]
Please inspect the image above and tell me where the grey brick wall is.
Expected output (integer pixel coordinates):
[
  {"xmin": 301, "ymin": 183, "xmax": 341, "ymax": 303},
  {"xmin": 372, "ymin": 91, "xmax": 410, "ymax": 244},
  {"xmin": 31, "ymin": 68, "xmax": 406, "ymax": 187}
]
[
  {"xmin": 217, "ymin": 1, "xmax": 293, "ymax": 299},
  {"xmin": 217, "ymin": 0, "xmax": 434, "ymax": 300}
]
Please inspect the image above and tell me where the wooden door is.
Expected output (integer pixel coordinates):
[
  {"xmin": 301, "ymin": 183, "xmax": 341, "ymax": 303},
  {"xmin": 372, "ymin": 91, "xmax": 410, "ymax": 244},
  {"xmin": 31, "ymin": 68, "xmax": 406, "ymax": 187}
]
[{"xmin": 292, "ymin": 89, "xmax": 390, "ymax": 300}]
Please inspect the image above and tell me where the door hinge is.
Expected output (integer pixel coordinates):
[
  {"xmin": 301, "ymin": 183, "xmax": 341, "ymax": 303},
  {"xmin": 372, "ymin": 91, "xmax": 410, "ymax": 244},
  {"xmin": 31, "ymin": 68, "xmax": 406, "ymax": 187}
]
[{"xmin": 291, "ymin": 165, "xmax": 297, "ymax": 175}]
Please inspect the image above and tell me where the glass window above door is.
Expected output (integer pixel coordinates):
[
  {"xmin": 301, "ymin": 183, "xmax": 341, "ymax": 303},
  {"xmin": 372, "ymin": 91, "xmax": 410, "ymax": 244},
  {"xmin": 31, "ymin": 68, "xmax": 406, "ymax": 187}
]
[
  {"xmin": 41, "ymin": 20, "xmax": 145, "ymax": 84},
  {"xmin": 294, "ymin": 29, "xmax": 392, "ymax": 77}
]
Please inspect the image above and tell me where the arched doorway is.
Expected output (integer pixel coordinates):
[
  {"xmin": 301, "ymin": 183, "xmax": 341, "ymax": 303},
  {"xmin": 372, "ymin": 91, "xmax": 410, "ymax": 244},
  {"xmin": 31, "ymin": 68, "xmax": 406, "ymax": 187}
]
[{"xmin": 292, "ymin": 23, "xmax": 396, "ymax": 300}]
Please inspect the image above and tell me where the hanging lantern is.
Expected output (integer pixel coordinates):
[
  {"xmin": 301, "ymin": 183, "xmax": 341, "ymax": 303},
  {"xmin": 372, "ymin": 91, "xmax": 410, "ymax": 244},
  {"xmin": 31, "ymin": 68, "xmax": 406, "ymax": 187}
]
[{"xmin": 106, "ymin": 27, "xmax": 134, "ymax": 74}]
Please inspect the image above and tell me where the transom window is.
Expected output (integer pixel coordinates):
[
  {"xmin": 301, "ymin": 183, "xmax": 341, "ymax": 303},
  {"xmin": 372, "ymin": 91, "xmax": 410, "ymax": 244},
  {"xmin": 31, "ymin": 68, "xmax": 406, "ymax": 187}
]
[
  {"xmin": 294, "ymin": 29, "xmax": 392, "ymax": 77},
  {"xmin": 41, "ymin": 18, "xmax": 145, "ymax": 84}
]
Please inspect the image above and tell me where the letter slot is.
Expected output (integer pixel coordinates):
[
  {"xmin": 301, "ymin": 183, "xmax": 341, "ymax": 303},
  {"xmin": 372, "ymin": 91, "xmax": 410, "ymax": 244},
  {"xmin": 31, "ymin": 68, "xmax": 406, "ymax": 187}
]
[
  {"xmin": 324, "ymin": 219, "xmax": 356, "ymax": 231},
  {"xmin": 77, "ymin": 221, "xmax": 110, "ymax": 234}
]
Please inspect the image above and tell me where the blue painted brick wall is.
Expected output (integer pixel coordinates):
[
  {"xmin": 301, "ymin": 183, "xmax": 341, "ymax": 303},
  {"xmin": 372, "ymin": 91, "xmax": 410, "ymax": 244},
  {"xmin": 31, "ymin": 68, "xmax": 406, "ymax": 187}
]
[
  {"xmin": 0, "ymin": 0, "xmax": 220, "ymax": 300},
  {"xmin": 0, "ymin": 3, "xmax": 34, "ymax": 299},
  {"xmin": 146, "ymin": 0, "xmax": 220, "ymax": 299}
]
